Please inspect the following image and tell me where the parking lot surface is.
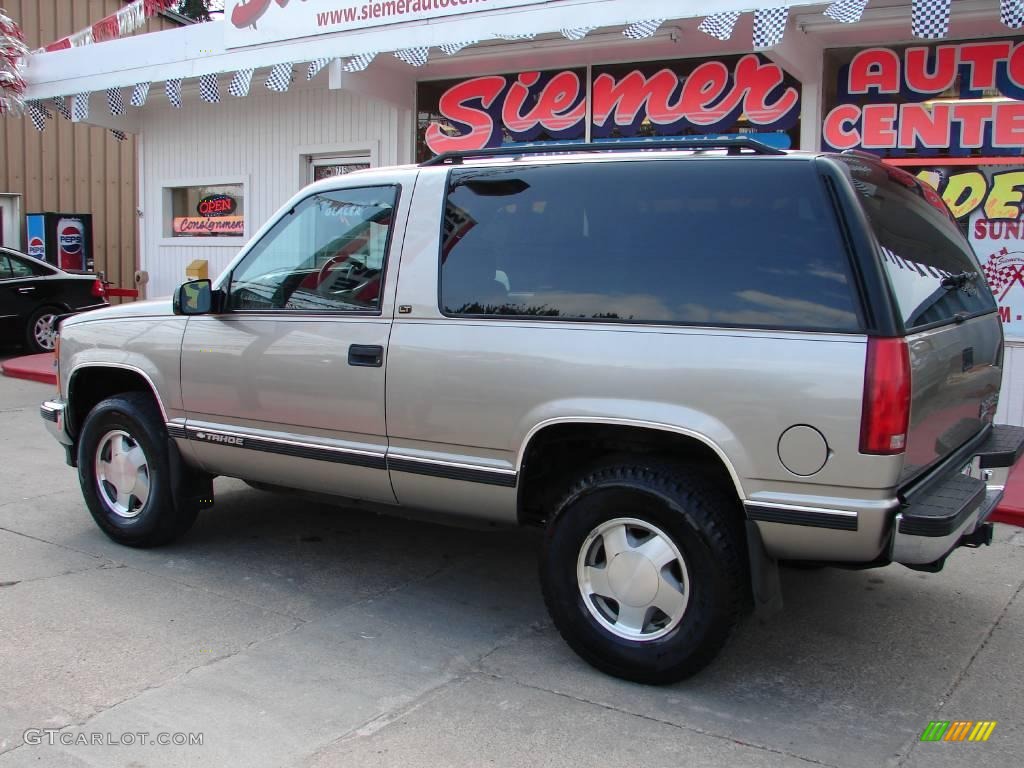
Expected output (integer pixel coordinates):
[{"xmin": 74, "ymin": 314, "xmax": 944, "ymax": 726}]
[{"xmin": 0, "ymin": 370, "xmax": 1021, "ymax": 768}]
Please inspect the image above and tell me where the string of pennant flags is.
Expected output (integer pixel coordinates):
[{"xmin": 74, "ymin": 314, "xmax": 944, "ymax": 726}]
[{"xmin": 18, "ymin": 0, "xmax": 1024, "ymax": 138}]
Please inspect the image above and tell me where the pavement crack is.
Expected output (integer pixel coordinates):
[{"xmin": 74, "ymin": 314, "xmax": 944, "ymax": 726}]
[
  {"xmin": 482, "ymin": 671, "xmax": 843, "ymax": 768},
  {"xmin": 0, "ymin": 616, "xmax": 308, "ymax": 758},
  {"xmin": 896, "ymin": 578, "xmax": 1024, "ymax": 767}
]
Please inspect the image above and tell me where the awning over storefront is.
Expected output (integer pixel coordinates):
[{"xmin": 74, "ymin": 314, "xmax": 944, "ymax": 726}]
[{"xmin": 16, "ymin": 1, "xmax": 1024, "ymax": 119}]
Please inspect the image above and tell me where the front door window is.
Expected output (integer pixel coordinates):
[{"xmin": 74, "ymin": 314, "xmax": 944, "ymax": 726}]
[{"xmin": 228, "ymin": 186, "xmax": 398, "ymax": 313}]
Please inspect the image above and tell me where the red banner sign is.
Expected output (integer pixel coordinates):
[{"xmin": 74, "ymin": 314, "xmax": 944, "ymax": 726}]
[
  {"xmin": 424, "ymin": 55, "xmax": 800, "ymax": 155},
  {"xmin": 174, "ymin": 217, "xmax": 244, "ymax": 236},
  {"xmin": 823, "ymin": 41, "xmax": 1024, "ymax": 155}
]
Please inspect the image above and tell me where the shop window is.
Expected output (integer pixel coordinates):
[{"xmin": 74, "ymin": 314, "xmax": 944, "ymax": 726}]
[{"xmin": 164, "ymin": 183, "xmax": 245, "ymax": 238}]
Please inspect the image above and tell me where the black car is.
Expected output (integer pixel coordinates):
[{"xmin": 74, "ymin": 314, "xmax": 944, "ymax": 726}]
[{"xmin": 0, "ymin": 248, "xmax": 108, "ymax": 353}]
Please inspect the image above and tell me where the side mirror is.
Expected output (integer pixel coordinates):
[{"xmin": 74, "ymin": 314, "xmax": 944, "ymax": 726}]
[{"xmin": 173, "ymin": 279, "xmax": 217, "ymax": 315}]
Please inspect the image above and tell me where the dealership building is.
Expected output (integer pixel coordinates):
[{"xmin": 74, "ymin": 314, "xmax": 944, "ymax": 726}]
[{"xmin": 16, "ymin": 0, "xmax": 1024, "ymax": 423}]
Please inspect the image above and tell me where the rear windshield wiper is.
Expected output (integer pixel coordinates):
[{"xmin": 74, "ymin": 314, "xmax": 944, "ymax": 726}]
[{"xmin": 940, "ymin": 271, "xmax": 978, "ymax": 291}]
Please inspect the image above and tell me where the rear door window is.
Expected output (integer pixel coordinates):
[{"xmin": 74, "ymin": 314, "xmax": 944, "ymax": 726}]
[
  {"xmin": 440, "ymin": 159, "xmax": 862, "ymax": 332},
  {"xmin": 835, "ymin": 157, "xmax": 997, "ymax": 331}
]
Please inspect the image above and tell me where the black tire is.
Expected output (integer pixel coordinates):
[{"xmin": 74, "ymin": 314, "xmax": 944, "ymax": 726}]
[
  {"xmin": 77, "ymin": 392, "xmax": 198, "ymax": 548},
  {"xmin": 540, "ymin": 460, "xmax": 746, "ymax": 684},
  {"xmin": 24, "ymin": 306, "xmax": 61, "ymax": 353}
]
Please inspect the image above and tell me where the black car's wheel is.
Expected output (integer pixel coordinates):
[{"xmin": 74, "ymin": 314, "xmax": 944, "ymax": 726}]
[
  {"xmin": 77, "ymin": 393, "xmax": 198, "ymax": 548},
  {"xmin": 540, "ymin": 460, "xmax": 747, "ymax": 684},
  {"xmin": 25, "ymin": 306, "xmax": 61, "ymax": 353}
]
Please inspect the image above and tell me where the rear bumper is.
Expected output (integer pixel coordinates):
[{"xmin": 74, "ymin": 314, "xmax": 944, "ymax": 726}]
[{"xmin": 889, "ymin": 424, "xmax": 1024, "ymax": 567}]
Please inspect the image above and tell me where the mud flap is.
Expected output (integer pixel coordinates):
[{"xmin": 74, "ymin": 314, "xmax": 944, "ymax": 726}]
[
  {"xmin": 167, "ymin": 437, "xmax": 214, "ymax": 511},
  {"xmin": 746, "ymin": 520, "xmax": 783, "ymax": 617}
]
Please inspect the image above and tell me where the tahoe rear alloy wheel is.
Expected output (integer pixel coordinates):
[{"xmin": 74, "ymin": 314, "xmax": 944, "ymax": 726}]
[{"xmin": 540, "ymin": 461, "xmax": 747, "ymax": 684}]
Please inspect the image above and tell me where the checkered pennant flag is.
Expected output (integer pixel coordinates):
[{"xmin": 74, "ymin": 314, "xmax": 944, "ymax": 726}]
[
  {"xmin": 494, "ymin": 32, "xmax": 536, "ymax": 40},
  {"xmin": 107, "ymin": 87, "xmax": 126, "ymax": 116},
  {"xmin": 912, "ymin": 0, "xmax": 951, "ymax": 39},
  {"xmin": 71, "ymin": 93, "xmax": 90, "ymax": 122},
  {"xmin": 130, "ymin": 82, "xmax": 150, "ymax": 107},
  {"xmin": 342, "ymin": 52, "xmax": 377, "ymax": 72},
  {"xmin": 982, "ymin": 250, "xmax": 1024, "ymax": 299},
  {"xmin": 265, "ymin": 63, "xmax": 293, "ymax": 93},
  {"xmin": 110, "ymin": 129, "xmax": 128, "ymax": 142},
  {"xmin": 699, "ymin": 11, "xmax": 741, "ymax": 41},
  {"xmin": 228, "ymin": 68, "xmax": 254, "ymax": 97},
  {"xmin": 622, "ymin": 20, "xmax": 663, "ymax": 40},
  {"xmin": 26, "ymin": 100, "xmax": 51, "ymax": 132},
  {"xmin": 307, "ymin": 57, "xmax": 331, "ymax": 80},
  {"xmin": 439, "ymin": 40, "xmax": 477, "ymax": 55},
  {"xmin": 1001, "ymin": 0, "xmax": 1024, "ymax": 28},
  {"xmin": 825, "ymin": 0, "xmax": 868, "ymax": 24},
  {"xmin": 165, "ymin": 78, "xmax": 183, "ymax": 108},
  {"xmin": 199, "ymin": 73, "xmax": 220, "ymax": 104},
  {"xmin": 560, "ymin": 27, "xmax": 595, "ymax": 41},
  {"xmin": 753, "ymin": 7, "xmax": 789, "ymax": 49},
  {"xmin": 52, "ymin": 95, "xmax": 73, "ymax": 120},
  {"xmin": 394, "ymin": 47, "xmax": 429, "ymax": 67}
]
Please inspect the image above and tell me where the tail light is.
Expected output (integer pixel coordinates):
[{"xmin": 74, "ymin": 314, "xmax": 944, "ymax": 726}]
[
  {"xmin": 91, "ymin": 279, "xmax": 106, "ymax": 298},
  {"xmin": 860, "ymin": 337, "xmax": 911, "ymax": 455}
]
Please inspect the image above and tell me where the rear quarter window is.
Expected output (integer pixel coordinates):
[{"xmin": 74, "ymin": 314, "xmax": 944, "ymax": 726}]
[
  {"xmin": 440, "ymin": 159, "xmax": 862, "ymax": 332},
  {"xmin": 835, "ymin": 157, "xmax": 997, "ymax": 332}
]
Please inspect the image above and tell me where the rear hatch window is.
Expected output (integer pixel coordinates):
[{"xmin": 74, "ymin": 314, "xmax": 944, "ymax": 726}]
[
  {"xmin": 836, "ymin": 156, "xmax": 1002, "ymax": 484},
  {"xmin": 836, "ymin": 157, "xmax": 997, "ymax": 330}
]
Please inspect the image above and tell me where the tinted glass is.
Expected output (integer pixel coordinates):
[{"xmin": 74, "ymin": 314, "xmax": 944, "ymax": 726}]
[
  {"xmin": 441, "ymin": 160, "xmax": 861, "ymax": 331},
  {"xmin": 0, "ymin": 255, "xmax": 12, "ymax": 279},
  {"xmin": 6, "ymin": 254, "xmax": 37, "ymax": 278},
  {"xmin": 835, "ymin": 157, "xmax": 997, "ymax": 331},
  {"xmin": 229, "ymin": 187, "xmax": 397, "ymax": 312}
]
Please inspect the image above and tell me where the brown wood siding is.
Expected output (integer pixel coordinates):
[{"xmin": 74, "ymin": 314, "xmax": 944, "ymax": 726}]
[{"xmin": 0, "ymin": 1, "xmax": 181, "ymax": 298}]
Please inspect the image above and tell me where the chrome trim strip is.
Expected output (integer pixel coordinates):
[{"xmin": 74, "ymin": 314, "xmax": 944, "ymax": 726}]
[
  {"xmin": 386, "ymin": 452, "xmax": 516, "ymax": 476},
  {"xmin": 745, "ymin": 502, "xmax": 859, "ymax": 532},
  {"xmin": 68, "ymin": 362, "xmax": 169, "ymax": 423},
  {"xmin": 178, "ymin": 424, "xmax": 387, "ymax": 470},
  {"xmin": 516, "ymin": 416, "xmax": 746, "ymax": 500},
  {"xmin": 388, "ymin": 456, "xmax": 518, "ymax": 488},
  {"xmin": 167, "ymin": 423, "xmax": 519, "ymax": 486}
]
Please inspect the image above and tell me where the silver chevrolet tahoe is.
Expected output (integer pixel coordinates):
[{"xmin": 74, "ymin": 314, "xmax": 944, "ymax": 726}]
[{"xmin": 40, "ymin": 139, "xmax": 1024, "ymax": 684}]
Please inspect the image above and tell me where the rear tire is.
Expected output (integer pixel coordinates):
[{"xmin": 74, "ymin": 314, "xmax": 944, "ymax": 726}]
[
  {"xmin": 540, "ymin": 460, "xmax": 746, "ymax": 684},
  {"xmin": 77, "ymin": 393, "xmax": 198, "ymax": 548},
  {"xmin": 25, "ymin": 306, "xmax": 60, "ymax": 353}
]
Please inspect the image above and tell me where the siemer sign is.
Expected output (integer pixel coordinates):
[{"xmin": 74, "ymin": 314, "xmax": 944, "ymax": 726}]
[{"xmin": 225, "ymin": 0, "xmax": 564, "ymax": 48}]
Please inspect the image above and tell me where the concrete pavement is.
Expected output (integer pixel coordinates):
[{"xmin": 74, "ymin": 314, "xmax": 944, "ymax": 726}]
[{"xmin": 0, "ymin": 371, "xmax": 1021, "ymax": 767}]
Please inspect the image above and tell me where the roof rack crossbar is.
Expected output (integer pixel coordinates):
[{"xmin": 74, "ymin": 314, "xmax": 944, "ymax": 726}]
[{"xmin": 419, "ymin": 137, "xmax": 786, "ymax": 166}]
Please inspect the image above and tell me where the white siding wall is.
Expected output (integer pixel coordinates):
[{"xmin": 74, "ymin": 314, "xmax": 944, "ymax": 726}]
[
  {"xmin": 138, "ymin": 86, "xmax": 411, "ymax": 298},
  {"xmin": 997, "ymin": 342, "xmax": 1024, "ymax": 427}
]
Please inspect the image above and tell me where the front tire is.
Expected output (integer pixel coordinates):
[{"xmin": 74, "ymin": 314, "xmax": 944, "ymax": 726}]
[
  {"xmin": 540, "ymin": 461, "xmax": 746, "ymax": 684},
  {"xmin": 77, "ymin": 393, "xmax": 198, "ymax": 547}
]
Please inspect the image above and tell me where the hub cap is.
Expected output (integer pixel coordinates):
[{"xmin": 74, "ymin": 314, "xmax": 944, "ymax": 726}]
[
  {"xmin": 95, "ymin": 430, "xmax": 151, "ymax": 518},
  {"xmin": 33, "ymin": 313, "xmax": 57, "ymax": 351},
  {"xmin": 577, "ymin": 518, "xmax": 690, "ymax": 642}
]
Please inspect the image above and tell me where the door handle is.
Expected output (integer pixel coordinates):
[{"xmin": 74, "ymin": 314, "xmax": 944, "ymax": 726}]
[
  {"xmin": 348, "ymin": 344, "xmax": 384, "ymax": 368},
  {"xmin": 17, "ymin": 287, "xmax": 36, "ymax": 294}
]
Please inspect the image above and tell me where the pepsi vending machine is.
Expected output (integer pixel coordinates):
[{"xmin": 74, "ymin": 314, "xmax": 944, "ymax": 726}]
[{"xmin": 25, "ymin": 212, "xmax": 94, "ymax": 271}]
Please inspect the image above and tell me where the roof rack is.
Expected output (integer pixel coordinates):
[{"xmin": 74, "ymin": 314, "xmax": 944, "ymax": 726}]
[{"xmin": 419, "ymin": 137, "xmax": 787, "ymax": 167}]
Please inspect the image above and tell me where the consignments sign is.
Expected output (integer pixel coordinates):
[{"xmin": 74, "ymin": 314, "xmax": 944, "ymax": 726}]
[{"xmin": 225, "ymin": 0, "xmax": 562, "ymax": 48}]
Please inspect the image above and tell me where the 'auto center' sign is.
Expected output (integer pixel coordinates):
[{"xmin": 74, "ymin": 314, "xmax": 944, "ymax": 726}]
[
  {"xmin": 225, "ymin": 0, "xmax": 563, "ymax": 48},
  {"xmin": 823, "ymin": 40, "xmax": 1024, "ymax": 155}
]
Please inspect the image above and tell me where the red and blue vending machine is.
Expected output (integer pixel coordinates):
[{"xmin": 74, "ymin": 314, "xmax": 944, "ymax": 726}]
[{"xmin": 25, "ymin": 212, "xmax": 94, "ymax": 271}]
